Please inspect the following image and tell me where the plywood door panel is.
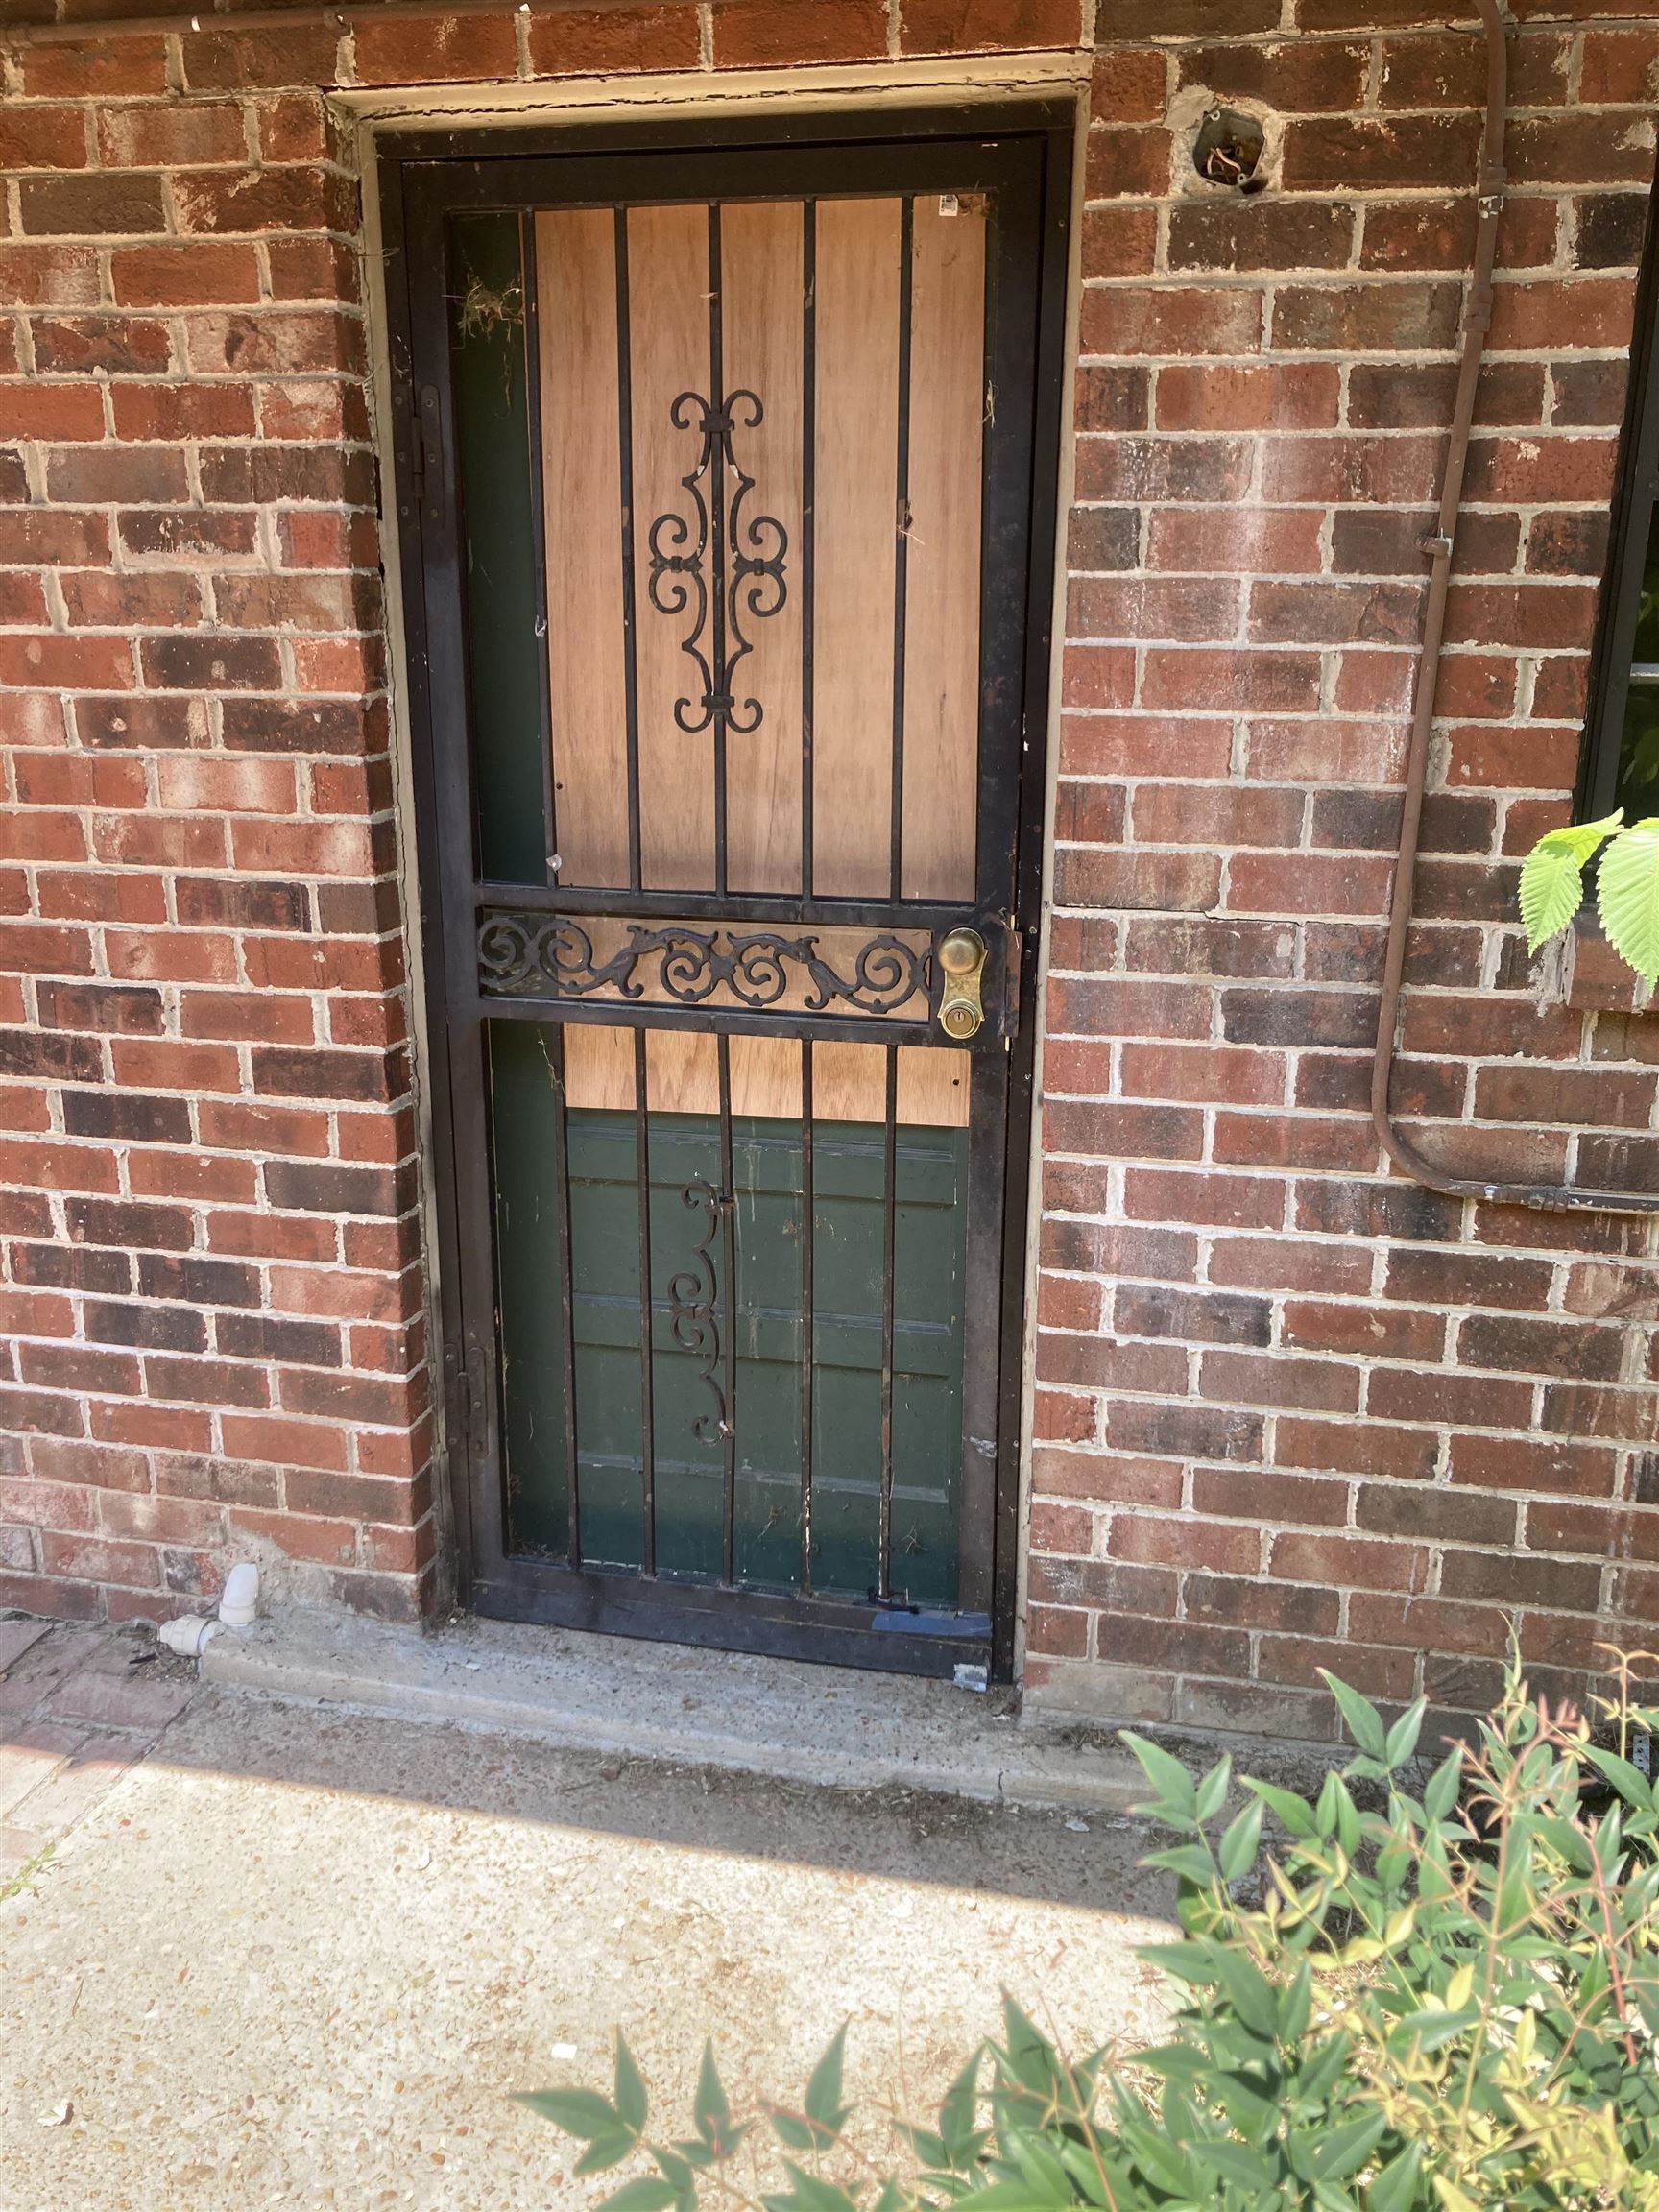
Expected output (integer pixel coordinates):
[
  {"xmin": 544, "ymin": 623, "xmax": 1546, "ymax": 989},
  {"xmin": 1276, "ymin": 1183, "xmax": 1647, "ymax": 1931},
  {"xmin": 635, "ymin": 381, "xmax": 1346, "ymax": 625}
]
[
  {"xmin": 720, "ymin": 201, "xmax": 805, "ymax": 899},
  {"xmin": 564, "ymin": 1022, "xmax": 635, "ymax": 1114},
  {"xmin": 539, "ymin": 191, "xmax": 980, "ymax": 1133},
  {"xmin": 902, "ymin": 199, "xmax": 985, "ymax": 903},
  {"xmin": 630, "ymin": 203, "xmax": 717, "ymax": 894},
  {"xmin": 537, "ymin": 209, "xmax": 630, "ymax": 891},
  {"xmin": 811, "ymin": 198, "xmax": 901, "ymax": 902}
]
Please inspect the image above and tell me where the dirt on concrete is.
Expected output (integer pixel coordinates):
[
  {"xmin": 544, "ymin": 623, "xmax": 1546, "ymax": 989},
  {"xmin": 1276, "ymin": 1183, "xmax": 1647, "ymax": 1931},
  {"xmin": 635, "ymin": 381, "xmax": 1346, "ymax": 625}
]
[{"xmin": 0, "ymin": 1641, "xmax": 1173, "ymax": 2212}]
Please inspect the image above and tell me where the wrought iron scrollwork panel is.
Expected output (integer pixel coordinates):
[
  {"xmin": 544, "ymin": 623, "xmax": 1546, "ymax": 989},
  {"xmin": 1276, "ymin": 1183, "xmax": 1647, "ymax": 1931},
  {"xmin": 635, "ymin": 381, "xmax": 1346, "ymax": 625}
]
[
  {"xmin": 667, "ymin": 1177, "xmax": 731, "ymax": 1447},
  {"xmin": 647, "ymin": 388, "xmax": 788, "ymax": 737},
  {"xmin": 478, "ymin": 913, "xmax": 931, "ymax": 1022}
]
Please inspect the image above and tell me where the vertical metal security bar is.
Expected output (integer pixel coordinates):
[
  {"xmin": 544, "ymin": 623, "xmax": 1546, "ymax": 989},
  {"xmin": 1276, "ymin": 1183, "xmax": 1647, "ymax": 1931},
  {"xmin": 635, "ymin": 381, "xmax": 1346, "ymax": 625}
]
[
  {"xmin": 614, "ymin": 207, "xmax": 643, "ymax": 893},
  {"xmin": 708, "ymin": 203, "xmax": 730, "ymax": 901},
  {"xmin": 799, "ymin": 1037, "xmax": 814, "ymax": 1593},
  {"xmin": 889, "ymin": 195, "xmax": 914, "ymax": 903},
  {"xmin": 634, "ymin": 1026, "xmax": 655, "ymax": 1575},
  {"xmin": 801, "ymin": 200, "xmax": 817, "ymax": 903},
  {"xmin": 717, "ymin": 1029, "xmax": 737, "ymax": 1582},
  {"xmin": 519, "ymin": 211, "xmax": 560, "ymax": 887},
  {"xmin": 878, "ymin": 1042, "xmax": 898, "ymax": 1602},
  {"xmin": 550, "ymin": 1024, "xmax": 582, "ymax": 1568}
]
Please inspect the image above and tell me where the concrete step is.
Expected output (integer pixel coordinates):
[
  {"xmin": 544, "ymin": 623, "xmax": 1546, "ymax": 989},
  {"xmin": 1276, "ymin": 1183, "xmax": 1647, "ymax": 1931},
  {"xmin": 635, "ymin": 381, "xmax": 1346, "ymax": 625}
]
[{"xmin": 203, "ymin": 1607, "xmax": 1145, "ymax": 1814}]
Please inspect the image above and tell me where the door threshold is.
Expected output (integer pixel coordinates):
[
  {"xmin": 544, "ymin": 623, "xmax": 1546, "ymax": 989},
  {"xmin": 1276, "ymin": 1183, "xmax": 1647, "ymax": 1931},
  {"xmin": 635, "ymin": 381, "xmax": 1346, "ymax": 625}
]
[{"xmin": 202, "ymin": 1607, "xmax": 1143, "ymax": 1815}]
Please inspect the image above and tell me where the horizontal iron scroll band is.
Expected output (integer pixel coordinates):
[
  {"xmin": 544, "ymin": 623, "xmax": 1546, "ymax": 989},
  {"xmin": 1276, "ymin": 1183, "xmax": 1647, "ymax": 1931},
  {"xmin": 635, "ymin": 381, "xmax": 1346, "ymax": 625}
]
[{"xmin": 477, "ymin": 912, "xmax": 932, "ymax": 1019}]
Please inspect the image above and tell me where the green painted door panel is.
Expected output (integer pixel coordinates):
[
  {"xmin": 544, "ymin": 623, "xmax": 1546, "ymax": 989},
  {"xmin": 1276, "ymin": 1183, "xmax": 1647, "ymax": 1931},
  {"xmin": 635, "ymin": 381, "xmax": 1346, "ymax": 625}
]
[
  {"xmin": 452, "ymin": 213, "xmax": 546, "ymax": 888},
  {"xmin": 487, "ymin": 1023, "xmax": 966, "ymax": 1609}
]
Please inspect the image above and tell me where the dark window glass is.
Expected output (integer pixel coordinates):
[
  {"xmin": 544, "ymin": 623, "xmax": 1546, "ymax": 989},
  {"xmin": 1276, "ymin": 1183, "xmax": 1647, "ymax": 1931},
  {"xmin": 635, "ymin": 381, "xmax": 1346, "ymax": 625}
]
[{"xmin": 1582, "ymin": 184, "xmax": 1659, "ymax": 823}]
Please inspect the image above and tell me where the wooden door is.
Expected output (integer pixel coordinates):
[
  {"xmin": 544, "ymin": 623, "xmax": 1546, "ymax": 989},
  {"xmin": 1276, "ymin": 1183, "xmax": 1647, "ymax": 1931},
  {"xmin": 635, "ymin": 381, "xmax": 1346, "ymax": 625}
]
[{"xmin": 391, "ymin": 115, "xmax": 1069, "ymax": 1680}]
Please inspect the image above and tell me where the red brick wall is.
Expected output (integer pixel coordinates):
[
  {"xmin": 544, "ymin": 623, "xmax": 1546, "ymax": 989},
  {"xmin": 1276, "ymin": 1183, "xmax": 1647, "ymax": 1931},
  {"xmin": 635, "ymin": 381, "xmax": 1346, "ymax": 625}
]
[
  {"xmin": 1029, "ymin": 2, "xmax": 1659, "ymax": 1740},
  {"xmin": 1, "ymin": 0, "xmax": 1657, "ymax": 1744}
]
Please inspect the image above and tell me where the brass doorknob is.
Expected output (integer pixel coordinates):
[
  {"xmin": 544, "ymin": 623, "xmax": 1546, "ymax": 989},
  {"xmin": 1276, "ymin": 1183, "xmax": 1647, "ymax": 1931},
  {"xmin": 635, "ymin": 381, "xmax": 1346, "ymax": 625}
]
[{"xmin": 937, "ymin": 928, "xmax": 987, "ymax": 1041}]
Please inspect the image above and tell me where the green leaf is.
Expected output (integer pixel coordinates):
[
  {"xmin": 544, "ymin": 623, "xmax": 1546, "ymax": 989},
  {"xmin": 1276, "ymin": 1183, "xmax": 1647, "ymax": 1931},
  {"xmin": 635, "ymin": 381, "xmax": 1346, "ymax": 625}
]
[
  {"xmin": 1199, "ymin": 2139, "xmax": 1278, "ymax": 2188},
  {"xmin": 515, "ymin": 2088, "xmax": 623, "ymax": 2141},
  {"xmin": 1368, "ymin": 2140, "xmax": 1424, "ymax": 2212},
  {"xmin": 1217, "ymin": 1797, "xmax": 1263, "ymax": 1884},
  {"xmin": 1422, "ymin": 1747, "xmax": 1462, "ymax": 1823},
  {"xmin": 1389, "ymin": 2007, "xmax": 1477, "ymax": 2056},
  {"xmin": 939, "ymin": 2050, "xmax": 985, "ymax": 2169},
  {"xmin": 651, "ymin": 2147, "xmax": 697, "ymax": 2193},
  {"xmin": 769, "ymin": 2109, "xmax": 818, "ymax": 2153},
  {"xmin": 1312, "ymin": 2109, "xmax": 1387, "ymax": 2181},
  {"xmin": 1246, "ymin": 1777, "xmax": 1320, "ymax": 1838},
  {"xmin": 998, "ymin": 2001, "xmax": 1062, "ymax": 2102},
  {"xmin": 1211, "ymin": 1951, "xmax": 1281, "ymax": 2041},
  {"xmin": 1194, "ymin": 1755, "xmax": 1234, "ymax": 1826},
  {"xmin": 1139, "ymin": 1940, "xmax": 1222, "ymax": 1990},
  {"xmin": 1322, "ymin": 1673, "xmax": 1387, "ymax": 1762},
  {"xmin": 1120, "ymin": 1731, "xmax": 1197, "ymax": 1820},
  {"xmin": 1055, "ymin": 2135, "xmax": 1113, "ymax": 2206},
  {"xmin": 1278, "ymin": 1960, "xmax": 1313, "ymax": 2046},
  {"xmin": 614, "ymin": 2034, "xmax": 649, "ymax": 2136},
  {"xmin": 1382, "ymin": 1699, "xmax": 1426, "ymax": 1771},
  {"xmin": 1581, "ymin": 1741, "xmax": 1656, "ymax": 1812},
  {"xmin": 1518, "ymin": 812, "xmax": 1621, "ymax": 949},
  {"xmin": 775, "ymin": 2167, "xmax": 860, "ymax": 2212},
  {"xmin": 601, "ymin": 2182, "xmax": 679, "ymax": 2212},
  {"xmin": 1599, "ymin": 817, "xmax": 1659, "ymax": 983},
  {"xmin": 804, "ymin": 2024, "xmax": 850, "ymax": 2139},
  {"xmin": 693, "ymin": 2044, "xmax": 737, "ymax": 2158},
  {"xmin": 576, "ymin": 2130, "xmax": 640, "ymax": 2177},
  {"xmin": 1142, "ymin": 1841, "xmax": 1220, "ymax": 1886}
]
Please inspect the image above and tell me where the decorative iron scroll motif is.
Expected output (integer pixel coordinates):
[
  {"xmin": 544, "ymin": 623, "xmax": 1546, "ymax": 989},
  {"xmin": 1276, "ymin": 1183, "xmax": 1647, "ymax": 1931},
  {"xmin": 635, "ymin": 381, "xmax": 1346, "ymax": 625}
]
[
  {"xmin": 667, "ymin": 1178, "xmax": 731, "ymax": 1445},
  {"xmin": 646, "ymin": 389, "xmax": 788, "ymax": 737},
  {"xmin": 477, "ymin": 914, "xmax": 930, "ymax": 1020}
]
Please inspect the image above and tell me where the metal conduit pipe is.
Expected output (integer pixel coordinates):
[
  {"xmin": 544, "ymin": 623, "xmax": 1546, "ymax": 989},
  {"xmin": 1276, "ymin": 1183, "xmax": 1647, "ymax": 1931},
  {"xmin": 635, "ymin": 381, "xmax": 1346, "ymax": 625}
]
[
  {"xmin": 1372, "ymin": 0, "xmax": 1659, "ymax": 1219},
  {"xmin": 4, "ymin": 0, "xmax": 645, "ymax": 44}
]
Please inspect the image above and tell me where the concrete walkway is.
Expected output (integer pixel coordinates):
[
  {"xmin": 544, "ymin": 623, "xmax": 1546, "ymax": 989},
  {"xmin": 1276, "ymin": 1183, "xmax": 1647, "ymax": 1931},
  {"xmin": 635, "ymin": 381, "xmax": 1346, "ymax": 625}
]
[{"xmin": 0, "ymin": 1616, "xmax": 1172, "ymax": 2211}]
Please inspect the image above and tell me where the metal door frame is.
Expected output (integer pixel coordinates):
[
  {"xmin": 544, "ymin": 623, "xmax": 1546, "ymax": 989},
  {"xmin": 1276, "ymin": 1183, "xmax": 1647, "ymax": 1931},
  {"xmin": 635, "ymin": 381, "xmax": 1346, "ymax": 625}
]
[{"xmin": 381, "ymin": 101, "xmax": 1072, "ymax": 1681}]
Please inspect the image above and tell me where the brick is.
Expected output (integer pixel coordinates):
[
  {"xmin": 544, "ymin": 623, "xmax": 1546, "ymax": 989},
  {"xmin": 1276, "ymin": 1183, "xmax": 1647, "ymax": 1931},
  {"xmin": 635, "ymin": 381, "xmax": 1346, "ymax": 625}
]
[
  {"xmin": 0, "ymin": 104, "xmax": 90, "ymax": 171},
  {"xmin": 1076, "ymin": 434, "xmax": 1252, "ymax": 504},
  {"xmin": 525, "ymin": 6, "xmax": 703, "ymax": 73},
  {"xmin": 1179, "ymin": 37, "xmax": 1368, "ymax": 110},
  {"xmin": 18, "ymin": 175, "xmax": 167, "ymax": 238},
  {"xmin": 1147, "ymin": 505, "xmax": 1323, "ymax": 574},
  {"xmin": 903, "ymin": 0, "xmax": 1078, "ymax": 46},
  {"xmin": 1169, "ymin": 200, "xmax": 1353, "ymax": 273},
  {"xmin": 1091, "ymin": 49, "xmax": 1166, "ymax": 123},
  {"xmin": 1272, "ymin": 281, "xmax": 1463, "ymax": 353},
  {"xmin": 1508, "ymin": 111, "xmax": 1657, "ymax": 187},
  {"xmin": 1081, "ymin": 285, "xmax": 1262, "ymax": 357},
  {"xmin": 709, "ymin": 0, "xmax": 887, "ymax": 64},
  {"xmin": 1283, "ymin": 112, "xmax": 1483, "ymax": 193},
  {"xmin": 96, "ymin": 102, "xmax": 250, "ymax": 169},
  {"xmin": 1142, "ymin": 648, "xmax": 1321, "ymax": 712},
  {"xmin": 60, "ymin": 1091, "xmax": 192, "ymax": 1145},
  {"xmin": 1085, "ymin": 129, "xmax": 1171, "ymax": 201},
  {"xmin": 1109, "ymin": 0, "xmax": 1276, "ymax": 26},
  {"xmin": 349, "ymin": 12, "xmax": 518, "ymax": 82}
]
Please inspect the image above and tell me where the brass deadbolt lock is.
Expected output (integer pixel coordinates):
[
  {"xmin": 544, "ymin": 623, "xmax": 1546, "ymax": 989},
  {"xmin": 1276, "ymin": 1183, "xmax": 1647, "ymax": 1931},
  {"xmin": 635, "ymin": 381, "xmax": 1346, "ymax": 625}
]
[{"xmin": 937, "ymin": 928, "xmax": 987, "ymax": 1041}]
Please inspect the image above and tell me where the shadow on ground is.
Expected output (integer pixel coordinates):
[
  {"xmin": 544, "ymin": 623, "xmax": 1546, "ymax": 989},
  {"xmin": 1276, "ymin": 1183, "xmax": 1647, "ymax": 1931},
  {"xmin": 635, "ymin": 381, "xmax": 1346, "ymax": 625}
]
[{"xmin": 0, "ymin": 1629, "xmax": 1173, "ymax": 2212}]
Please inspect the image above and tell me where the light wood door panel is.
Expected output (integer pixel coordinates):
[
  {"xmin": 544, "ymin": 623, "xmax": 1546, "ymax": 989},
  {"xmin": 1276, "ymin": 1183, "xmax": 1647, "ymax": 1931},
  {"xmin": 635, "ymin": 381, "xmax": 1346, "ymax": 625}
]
[{"xmin": 535, "ymin": 194, "xmax": 986, "ymax": 1129}]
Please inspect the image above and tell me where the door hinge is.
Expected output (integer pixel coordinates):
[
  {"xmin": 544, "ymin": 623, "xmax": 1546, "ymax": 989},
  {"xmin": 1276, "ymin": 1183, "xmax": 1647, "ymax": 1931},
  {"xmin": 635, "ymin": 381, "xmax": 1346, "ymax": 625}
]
[
  {"xmin": 412, "ymin": 382, "xmax": 445, "ymax": 535},
  {"xmin": 456, "ymin": 1335, "xmax": 489, "ymax": 1461}
]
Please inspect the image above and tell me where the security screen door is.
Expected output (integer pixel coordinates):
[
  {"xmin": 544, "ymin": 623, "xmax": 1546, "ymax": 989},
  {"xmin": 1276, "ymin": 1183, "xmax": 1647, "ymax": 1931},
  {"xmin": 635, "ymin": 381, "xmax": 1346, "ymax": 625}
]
[{"xmin": 388, "ymin": 111, "xmax": 1068, "ymax": 1679}]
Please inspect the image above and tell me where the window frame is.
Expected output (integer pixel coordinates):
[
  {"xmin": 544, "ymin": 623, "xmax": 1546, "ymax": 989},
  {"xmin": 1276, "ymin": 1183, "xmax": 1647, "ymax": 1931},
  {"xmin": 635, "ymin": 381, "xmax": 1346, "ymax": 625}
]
[{"xmin": 1579, "ymin": 180, "xmax": 1659, "ymax": 823}]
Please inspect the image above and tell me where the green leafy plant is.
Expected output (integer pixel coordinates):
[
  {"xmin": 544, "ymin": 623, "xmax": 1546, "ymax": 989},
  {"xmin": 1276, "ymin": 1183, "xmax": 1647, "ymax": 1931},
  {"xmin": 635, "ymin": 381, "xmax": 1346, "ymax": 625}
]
[
  {"xmin": 519, "ymin": 1658, "xmax": 1659, "ymax": 2209},
  {"xmin": 1519, "ymin": 809, "xmax": 1659, "ymax": 985}
]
